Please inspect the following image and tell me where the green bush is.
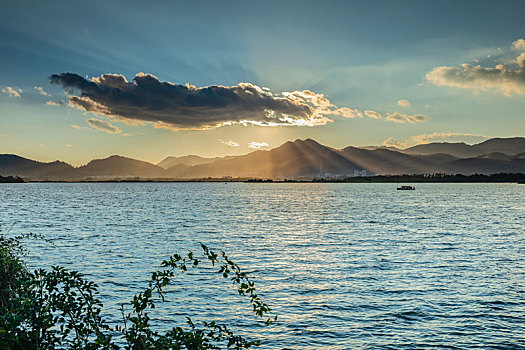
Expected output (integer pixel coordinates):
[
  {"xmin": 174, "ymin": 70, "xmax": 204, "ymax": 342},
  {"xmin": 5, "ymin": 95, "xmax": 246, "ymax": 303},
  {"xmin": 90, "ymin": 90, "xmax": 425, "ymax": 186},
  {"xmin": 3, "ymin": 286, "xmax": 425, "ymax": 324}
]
[{"xmin": 0, "ymin": 233, "xmax": 276, "ymax": 349}]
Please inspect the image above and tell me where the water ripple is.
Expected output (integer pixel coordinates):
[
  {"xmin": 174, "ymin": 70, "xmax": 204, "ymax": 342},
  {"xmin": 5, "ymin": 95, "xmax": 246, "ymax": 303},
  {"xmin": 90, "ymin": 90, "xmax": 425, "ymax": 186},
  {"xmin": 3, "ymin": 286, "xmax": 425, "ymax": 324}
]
[{"xmin": 1, "ymin": 182, "xmax": 524, "ymax": 349}]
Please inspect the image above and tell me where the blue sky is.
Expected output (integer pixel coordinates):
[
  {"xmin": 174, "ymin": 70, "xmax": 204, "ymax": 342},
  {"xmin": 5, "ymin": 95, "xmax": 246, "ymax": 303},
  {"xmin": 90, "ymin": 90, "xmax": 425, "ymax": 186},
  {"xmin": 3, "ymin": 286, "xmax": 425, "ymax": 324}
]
[{"xmin": 1, "ymin": 0, "xmax": 524, "ymax": 165}]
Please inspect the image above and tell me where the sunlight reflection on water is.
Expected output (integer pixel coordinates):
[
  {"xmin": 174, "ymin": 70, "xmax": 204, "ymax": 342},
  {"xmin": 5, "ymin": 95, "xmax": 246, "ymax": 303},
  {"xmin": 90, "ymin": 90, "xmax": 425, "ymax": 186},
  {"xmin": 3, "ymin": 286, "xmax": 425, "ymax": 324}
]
[{"xmin": 1, "ymin": 182, "xmax": 524, "ymax": 349}]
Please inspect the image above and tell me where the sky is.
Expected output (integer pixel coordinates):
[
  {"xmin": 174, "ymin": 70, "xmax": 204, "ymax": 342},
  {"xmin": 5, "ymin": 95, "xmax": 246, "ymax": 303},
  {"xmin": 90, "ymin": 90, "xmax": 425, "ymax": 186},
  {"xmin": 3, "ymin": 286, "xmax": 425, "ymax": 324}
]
[{"xmin": 0, "ymin": 0, "xmax": 524, "ymax": 166}]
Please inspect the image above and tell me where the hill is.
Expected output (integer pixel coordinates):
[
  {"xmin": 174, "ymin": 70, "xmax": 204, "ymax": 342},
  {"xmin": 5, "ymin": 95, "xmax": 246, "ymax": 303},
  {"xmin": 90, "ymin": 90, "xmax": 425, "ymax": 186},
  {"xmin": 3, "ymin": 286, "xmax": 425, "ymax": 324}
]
[
  {"xmin": 77, "ymin": 155, "xmax": 165, "ymax": 178},
  {"xmin": 157, "ymin": 155, "xmax": 235, "ymax": 169},
  {"xmin": 165, "ymin": 139, "xmax": 359, "ymax": 179},
  {"xmin": 1, "ymin": 137, "xmax": 524, "ymax": 180},
  {"xmin": 402, "ymin": 137, "xmax": 525, "ymax": 158},
  {"xmin": 0, "ymin": 154, "xmax": 75, "ymax": 180}
]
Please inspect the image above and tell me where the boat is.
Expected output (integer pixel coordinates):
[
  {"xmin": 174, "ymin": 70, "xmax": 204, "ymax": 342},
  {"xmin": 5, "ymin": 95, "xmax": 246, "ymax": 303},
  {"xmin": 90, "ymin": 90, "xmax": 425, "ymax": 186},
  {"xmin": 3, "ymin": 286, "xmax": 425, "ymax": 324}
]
[{"xmin": 397, "ymin": 185, "xmax": 415, "ymax": 190}]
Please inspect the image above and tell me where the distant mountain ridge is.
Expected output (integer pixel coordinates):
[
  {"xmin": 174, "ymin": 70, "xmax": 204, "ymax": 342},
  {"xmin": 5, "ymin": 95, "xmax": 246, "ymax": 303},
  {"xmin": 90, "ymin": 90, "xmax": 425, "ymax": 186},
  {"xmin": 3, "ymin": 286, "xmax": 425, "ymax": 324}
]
[
  {"xmin": 401, "ymin": 137, "xmax": 525, "ymax": 158},
  {"xmin": 1, "ymin": 137, "xmax": 524, "ymax": 180},
  {"xmin": 157, "ymin": 155, "xmax": 236, "ymax": 169},
  {"xmin": 77, "ymin": 155, "xmax": 165, "ymax": 178},
  {"xmin": 0, "ymin": 154, "xmax": 75, "ymax": 179}
]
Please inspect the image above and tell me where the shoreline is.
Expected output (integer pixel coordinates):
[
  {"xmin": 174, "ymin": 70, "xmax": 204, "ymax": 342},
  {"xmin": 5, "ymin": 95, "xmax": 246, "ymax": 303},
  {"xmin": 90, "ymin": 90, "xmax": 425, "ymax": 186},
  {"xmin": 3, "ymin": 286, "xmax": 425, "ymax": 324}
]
[{"xmin": 4, "ymin": 173, "xmax": 524, "ymax": 184}]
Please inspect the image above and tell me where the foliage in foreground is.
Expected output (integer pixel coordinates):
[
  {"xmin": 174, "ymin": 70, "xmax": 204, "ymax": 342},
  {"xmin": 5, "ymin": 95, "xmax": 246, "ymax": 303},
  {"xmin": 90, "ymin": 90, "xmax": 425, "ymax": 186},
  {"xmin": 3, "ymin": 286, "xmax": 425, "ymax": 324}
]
[{"xmin": 0, "ymin": 233, "xmax": 276, "ymax": 349}]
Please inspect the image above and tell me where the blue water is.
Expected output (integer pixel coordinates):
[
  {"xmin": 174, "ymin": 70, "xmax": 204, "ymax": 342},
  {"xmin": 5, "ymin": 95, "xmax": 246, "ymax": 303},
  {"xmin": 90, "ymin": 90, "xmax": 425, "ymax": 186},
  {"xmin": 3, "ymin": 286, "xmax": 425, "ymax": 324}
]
[{"xmin": 1, "ymin": 183, "xmax": 524, "ymax": 349}]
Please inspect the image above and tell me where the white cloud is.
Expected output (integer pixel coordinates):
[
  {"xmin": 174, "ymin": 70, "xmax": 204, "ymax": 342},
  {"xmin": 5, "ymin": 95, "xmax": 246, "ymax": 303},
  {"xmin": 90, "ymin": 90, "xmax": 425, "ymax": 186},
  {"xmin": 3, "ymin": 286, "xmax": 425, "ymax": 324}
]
[
  {"xmin": 2, "ymin": 86, "xmax": 22, "ymax": 98},
  {"xmin": 330, "ymin": 107, "xmax": 363, "ymax": 118},
  {"xmin": 71, "ymin": 124, "xmax": 89, "ymax": 130},
  {"xmin": 511, "ymin": 38, "xmax": 525, "ymax": 52},
  {"xmin": 46, "ymin": 100, "xmax": 64, "ymax": 106},
  {"xmin": 220, "ymin": 139, "xmax": 240, "ymax": 147},
  {"xmin": 248, "ymin": 141, "xmax": 269, "ymax": 149},
  {"xmin": 426, "ymin": 63, "xmax": 525, "ymax": 96},
  {"xmin": 363, "ymin": 110, "xmax": 382, "ymax": 119},
  {"xmin": 385, "ymin": 113, "xmax": 428, "ymax": 124},
  {"xmin": 517, "ymin": 53, "xmax": 525, "ymax": 68},
  {"xmin": 383, "ymin": 132, "xmax": 489, "ymax": 148},
  {"xmin": 397, "ymin": 99, "xmax": 411, "ymax": 107},
  {"xmin": 426, "ymin": 38, "xmax": 525, "ymax": 96},
  {"xmin": 86, "ymin": 118, "xmax": 122, "ymax": 134},
  {"xmin": 34, "ymin": 86, "xmax": 51, "ymax": 97},
  {"xmin": 382, "ymin": 137, "xmax": 404, "ymax": 148}
]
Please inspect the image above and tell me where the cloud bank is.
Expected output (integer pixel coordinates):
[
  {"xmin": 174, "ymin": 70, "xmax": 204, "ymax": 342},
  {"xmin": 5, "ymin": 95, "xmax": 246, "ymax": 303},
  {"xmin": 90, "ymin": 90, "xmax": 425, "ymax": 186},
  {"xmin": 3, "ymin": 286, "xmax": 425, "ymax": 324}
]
[
  {"xmin": 426, "ymin": 38, "xmax": 525, "ymax": 96},
  {"xmin": 50, "ymin": 72, "xmax": 421, "ymax": 131},
  {"xmin": 86, "ymin": 118, "xmax": 122, "ymax": 134},
  {"xmin": 50, "ymin": 73, "xmax": 337, "ymax": 130}
]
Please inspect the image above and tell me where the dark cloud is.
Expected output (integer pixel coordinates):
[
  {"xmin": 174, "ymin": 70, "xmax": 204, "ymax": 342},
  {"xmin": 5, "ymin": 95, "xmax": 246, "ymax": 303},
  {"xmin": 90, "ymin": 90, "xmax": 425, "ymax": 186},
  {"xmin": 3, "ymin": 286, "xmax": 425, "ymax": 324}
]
[{"xmin": 50, "ymin": 73, "xmax": 334, "ymax": 130}]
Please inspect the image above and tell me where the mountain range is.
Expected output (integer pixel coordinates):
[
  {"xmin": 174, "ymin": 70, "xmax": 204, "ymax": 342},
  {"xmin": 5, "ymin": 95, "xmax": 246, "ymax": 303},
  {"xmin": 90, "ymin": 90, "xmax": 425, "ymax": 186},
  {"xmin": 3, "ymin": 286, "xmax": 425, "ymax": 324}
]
[{"xmin": 1, "ymin": 137, "xmax": 524, "ymax": 180}]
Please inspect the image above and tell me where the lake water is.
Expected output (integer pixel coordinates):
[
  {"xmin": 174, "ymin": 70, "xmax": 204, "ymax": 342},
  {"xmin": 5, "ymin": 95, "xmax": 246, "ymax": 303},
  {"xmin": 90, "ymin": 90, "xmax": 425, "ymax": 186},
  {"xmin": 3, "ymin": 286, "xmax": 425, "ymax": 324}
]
[{"xmin": 1, "ymin": 183, "xmax": 524, "ymax": 349}]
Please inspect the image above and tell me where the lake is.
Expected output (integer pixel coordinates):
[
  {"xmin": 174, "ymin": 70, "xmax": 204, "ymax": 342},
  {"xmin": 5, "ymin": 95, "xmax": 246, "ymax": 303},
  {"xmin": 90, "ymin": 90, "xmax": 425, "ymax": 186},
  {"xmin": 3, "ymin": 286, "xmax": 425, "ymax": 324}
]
[{"xmin": 1, "ymin": 183, "xmax": 524, "ymax": 349}]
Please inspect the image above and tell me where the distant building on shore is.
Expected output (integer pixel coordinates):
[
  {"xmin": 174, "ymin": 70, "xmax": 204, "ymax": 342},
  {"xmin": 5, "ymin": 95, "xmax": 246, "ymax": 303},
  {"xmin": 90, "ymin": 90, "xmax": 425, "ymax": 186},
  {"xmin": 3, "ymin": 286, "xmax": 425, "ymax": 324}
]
[{"xmin": 353, "ymin": 169, "xmax": 368, "ymax": 177}]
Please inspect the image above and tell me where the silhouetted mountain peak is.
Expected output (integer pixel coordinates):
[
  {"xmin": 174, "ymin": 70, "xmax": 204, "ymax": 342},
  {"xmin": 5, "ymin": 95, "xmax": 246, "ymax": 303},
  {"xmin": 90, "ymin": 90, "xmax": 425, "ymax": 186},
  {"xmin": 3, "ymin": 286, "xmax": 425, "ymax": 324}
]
[{"xmin": 296, "ymin": 138, "xmax": 323, "ymax": 146}]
